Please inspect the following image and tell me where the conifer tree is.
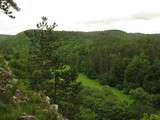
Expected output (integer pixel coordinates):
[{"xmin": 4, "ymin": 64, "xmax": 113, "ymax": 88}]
[
  {"xmin": 26, "ymin": 17, "xmax": 81, "ymax": 119},
  {"xmin": 26, "ymin": 16, "xmax": 59, "ymax": 90}
]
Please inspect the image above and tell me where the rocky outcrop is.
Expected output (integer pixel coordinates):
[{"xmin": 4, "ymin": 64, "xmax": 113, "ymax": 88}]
[
  {"xmin": 0, "ymin": 56, "xmax": 13, "ymax": 94},
  {"xmin": 17, "ymin": 115, "xmax": 37, "ymax": 120}
]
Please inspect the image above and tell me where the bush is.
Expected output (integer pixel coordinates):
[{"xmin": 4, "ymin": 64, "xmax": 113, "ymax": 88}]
[{"xmin": 150, "ymin": 94, "xmax": 160, "ymax": 109}]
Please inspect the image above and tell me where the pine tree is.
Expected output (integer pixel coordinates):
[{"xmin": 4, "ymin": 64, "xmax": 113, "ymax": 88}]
[
  {"xmin": 26, "ymin": 16, "xmax": 59, "ymax": 90},
  {"xmin": 26, "ymin": 17, "xmax": 82, "ymax": 119}
]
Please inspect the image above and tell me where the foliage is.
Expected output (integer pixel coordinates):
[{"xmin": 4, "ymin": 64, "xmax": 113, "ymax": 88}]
[
  {"xmin": 0, "ymin": 0, "xmax": 20, "ymax": 18},
  {"xmin": 129, "ymin": 88, "xmax": 156, "ymax": 119},
  {"xmin": 0, "ymin": 81, "xmax": 58, "ymax": 120},
  {"xmin": 143, "ymin": 59, "xmax": 160, "ymax": 94},
  {"xmin": 2, "ymin": 29, "xmax": 160, "ymax": 119},
  {"xmin": 45, "ymin": 65, "xmax": 82, "ymax": 120},
  {"xmin": 78, "ymin": 74, "xmax": 134, "ymax": 120},
  {"xmin": 26, "ymin": 17, "xmax": 82, "ymax": 120},
  {"xmin": 124, "ymin": 55, "xmax": 150, "ymax": 92},
  {"xmin": 78, "ymin": 107, "xmax": 97, "ymax": 120},
  {"xmin": 150, "ymin": 94, "xmax": 160, "ymax": 109},
  {"xmin": 141, "ymin": 113, "xmax": 160, "ymax": 120},
  {"xmin": 78, "ymin": 74, "xmax": 133, "ymax": 104},
  {"xmin": 129, "ymin": 87, "xmax": 150, "ymax": 104},
  {"xmin": 0, "ymin": 57, "xmax": 58, "ymax": 120},
  {"xmin": 0, "ymin": 56, "xmax": 14, "ymax": 102},
  {"xmin": 26, "ymin": 17, "xmax": 59, "ymax": 90},
  {"xmin": 79, "ymin": 87, "xmax": 134, "ymax": 120}
]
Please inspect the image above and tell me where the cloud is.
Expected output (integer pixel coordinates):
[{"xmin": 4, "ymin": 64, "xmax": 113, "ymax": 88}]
[
  {"xmin": 81, "ymin": 17, "xmax": 124, "ymax": 25},
  {"xmin": 131, "ymin": 12, "xmax": 160, "ymax": 20},
  {"xmin": 80, "ymin": 12, "xmax": 160, "ymax": 25}
]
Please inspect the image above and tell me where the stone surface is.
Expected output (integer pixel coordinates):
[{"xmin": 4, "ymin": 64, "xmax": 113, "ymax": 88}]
[
  {"xmin": 12, "ymin": 89, "xmax": 29, "ymax": 103},
  {"xmin": 17, "ymin": 115, "xmax": 37, "ymax": 120}
]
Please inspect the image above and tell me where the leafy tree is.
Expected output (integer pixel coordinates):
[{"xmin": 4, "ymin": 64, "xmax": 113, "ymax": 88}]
[
  {"xmin": 124, "ymin": 54, "xmax": 150, "ymax": 92},
  {"xmin": 108, "ymin": 56, "xmax": 129, "ymax": 88},
  {"xmin": 129, "ymin": 87, "xmax": 150, "ymax": 104},
  {"xmin": 78, "ymin": 107, "xmax": 97, "ymax": 120},
  {"xmin": 150, "ymin": 94, "xmax": 160, "ymax": 109},
  {"xmin": 143, "ymin": 59, "xmax": 160, "ymax": 94},
  {"xmin": 129, "ymin": 88, "xmax": 156, "ymax": 119},
  {"xmin": 9, "ymin": 53, "xmax": 28, "ymax": 80},
  {"xmin": 79, "ymin": 87, "xmax": 133, "ymax": 120}
]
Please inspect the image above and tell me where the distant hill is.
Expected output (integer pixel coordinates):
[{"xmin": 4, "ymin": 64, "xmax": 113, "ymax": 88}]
[{"xmin": 0, "ymin": 29, "xmax": 160, "ymax": 58}]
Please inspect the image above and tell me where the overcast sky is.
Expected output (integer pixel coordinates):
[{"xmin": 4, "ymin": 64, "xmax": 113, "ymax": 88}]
[{"xmin": 1, "ymin": 0, "xmax": 160, "ymax": 34}]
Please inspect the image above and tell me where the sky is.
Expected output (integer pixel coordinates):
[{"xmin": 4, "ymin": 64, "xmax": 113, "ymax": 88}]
[{"xmin": 1, "ymin": 0, "xmax": 160, "ymax": 34}]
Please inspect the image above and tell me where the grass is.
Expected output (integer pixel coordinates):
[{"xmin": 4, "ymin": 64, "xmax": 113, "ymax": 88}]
[
  {"xmin": 0, "ymin": 102, "xmax": 57, "ymax": 120},
  {"xmin": 106, "ymin": 86, "xmax": 134, "ymax": 104},
  {"xmin": 77, "ymin": 74, "xmax": 102, "ymax": 89},
  {"xmin": 78, "ymin": 74, "xmax": 134, "ymax": 104}
]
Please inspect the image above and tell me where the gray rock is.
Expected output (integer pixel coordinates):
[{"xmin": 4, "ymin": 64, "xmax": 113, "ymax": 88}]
[{"xmin": 17, "ymin": 115, "xmax": 38, "ymax": 120}]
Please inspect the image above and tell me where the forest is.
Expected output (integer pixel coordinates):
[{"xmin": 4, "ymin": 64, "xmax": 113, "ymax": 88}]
[
  {"xmin": 0, "ymin": 17, "xmax": 160, "ymax": 120},
  {"xmin": 0, "ymin": 1, "xmax": 160, "ymax": 119}
]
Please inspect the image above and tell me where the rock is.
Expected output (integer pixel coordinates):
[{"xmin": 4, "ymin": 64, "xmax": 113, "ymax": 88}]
[
  {"xmin": 12, "ymin": 89, "xmax": 29, "ymax": 103},
  {"xmin": 42, "ymin": 108, "xmax": 49, "ymax": 112},
  {"xmin": 17, "ymin": 115, "xmax": 37, "ymax": 120},
  {"xmin": 53, "ymin": 104, "xmax": 59, "ymax": 112},
  {"xmin": 45, "ymin": 96, "xmax": 50, "ymax": 104},
  {"xmin": 0, "ymin": 57, "xmax": 13, "ymax": 95}
]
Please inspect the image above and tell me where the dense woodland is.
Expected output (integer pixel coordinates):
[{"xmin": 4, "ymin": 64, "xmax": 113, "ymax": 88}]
[
  {"xmin": 1, "ymin": 16, "xmax": 160, "ymax": 119},
  {"xmin": 0, "ymin": 24, "xmax": 160, "ymax": 120}
]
